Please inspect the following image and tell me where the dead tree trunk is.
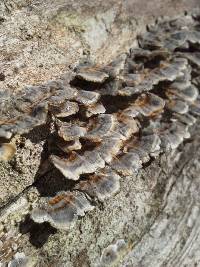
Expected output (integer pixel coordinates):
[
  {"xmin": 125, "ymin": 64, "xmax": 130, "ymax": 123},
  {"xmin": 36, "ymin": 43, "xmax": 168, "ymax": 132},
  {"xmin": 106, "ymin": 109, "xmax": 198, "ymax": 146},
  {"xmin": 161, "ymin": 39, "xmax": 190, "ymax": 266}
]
[{"xmin": 0, "ymin": 1, "xmax": 200, "ymax": 266}]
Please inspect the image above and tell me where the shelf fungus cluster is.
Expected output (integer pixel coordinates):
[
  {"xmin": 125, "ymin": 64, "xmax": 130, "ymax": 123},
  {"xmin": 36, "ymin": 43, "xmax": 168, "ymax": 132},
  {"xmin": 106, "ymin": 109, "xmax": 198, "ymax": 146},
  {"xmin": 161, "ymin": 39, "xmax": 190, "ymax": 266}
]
[{"xmin": 1, "ymin": 14, "xmax": 200, "ymax": 230}]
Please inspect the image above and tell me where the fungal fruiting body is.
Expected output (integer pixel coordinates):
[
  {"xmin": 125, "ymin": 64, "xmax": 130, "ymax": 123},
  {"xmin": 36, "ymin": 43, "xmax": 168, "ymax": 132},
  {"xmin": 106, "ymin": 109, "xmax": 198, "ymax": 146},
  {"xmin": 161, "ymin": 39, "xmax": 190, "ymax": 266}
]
[
  {"xmin": 31, "ymin": 191, "xmax": 94, "ymax": 230},
  {"xmin": 75, "ymin": 167, "xmax": 121, "ymax": 201},
  {"xmin": 0, "ymin": 14, "xmax": 200, "ymax": 230},
  {"xmin": 0, "ymin": 143, "xmax": 16, "ymax": 161},
  {"xmin": 98, "ymin": 239, "xmax": 128, "ymax": 267}
]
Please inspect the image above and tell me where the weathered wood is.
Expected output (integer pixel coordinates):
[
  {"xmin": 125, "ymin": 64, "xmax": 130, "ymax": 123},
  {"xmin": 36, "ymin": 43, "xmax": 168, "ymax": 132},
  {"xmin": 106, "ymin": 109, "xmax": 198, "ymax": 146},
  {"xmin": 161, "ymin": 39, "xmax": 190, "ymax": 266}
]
[{"xmin": 0, "ymin": 1, "xmax": 200, "ymax": 267}]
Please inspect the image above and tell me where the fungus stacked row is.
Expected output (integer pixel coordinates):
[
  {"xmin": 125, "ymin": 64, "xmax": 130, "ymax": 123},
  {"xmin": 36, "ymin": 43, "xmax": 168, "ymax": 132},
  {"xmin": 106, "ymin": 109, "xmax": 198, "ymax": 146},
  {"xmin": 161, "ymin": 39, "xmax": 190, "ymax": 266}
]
[{"xmin": 0, "ymin": 14, "xmax": 200, "ymax": 230}]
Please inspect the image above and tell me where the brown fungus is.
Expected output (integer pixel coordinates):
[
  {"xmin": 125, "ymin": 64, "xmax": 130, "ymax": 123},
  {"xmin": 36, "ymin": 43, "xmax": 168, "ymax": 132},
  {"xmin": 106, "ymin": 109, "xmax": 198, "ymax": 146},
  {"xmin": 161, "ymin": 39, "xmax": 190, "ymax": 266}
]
[
  {"xmin": 75, "ymin": 54, "xmax": 126, "ymax": 83},
  {"xmin": 0, "ymin": 13, "xmax": 199, "ymax": 233},
  {"xmin": 139, "ymin": 15, "xmax": 200, "ymax": 51},
  {"xmin": 31, "ymin": 191, "xmax": 94, "ymax": 230},
  {"xmin": 86, "ymin": 114, "xmax": 117, "ymax": 141},
  {"xmin": 75, "ymin": 167, "xmax": 121, "ymax": 201},
  {"xmin": 75, "ymin": 65, "xmax": 109, "ymax": 83},
  {"xmin": 112, "ymin": 152, "xmax": 142, "ymax": 176},
  {"xmin": 50, "ymin": 151, "xmax": 105, "ymax": 181},
  {"xmin": 123, "ymin": 134, "xmax": 161, "ymax": 163},
  {"xmin": 57, "ymin": 122, "xmax": 87, "ymax": 142},
  {"xmin": 159, "ymin": 121, "xmax": 190, "ymax": 150},
  {"xmin": 102, "ymin": 54, "xmax": 127, "ymax": 78},
  {"xmin": 86, "ymin": 102, "xmax": 106, "ymax": 117},
  {"xmin": 178, "ymin": 52, "xmax": 200, "ymax": 67},
  {"xmin": 74, "ymin": 90, "xmax": 100, "ymax": 106},
  {"xmin": 0, "ymin": 103, "xmax": 48, "ymax": 138},
  {"xmin": 0, "ymin": 79, "xmax": 79, "ymax": 138},
  {"xmin": 118, "ymin": 57, "xmax": 188, "ymax": 96},
  {"xmin": 49, "ymin": 100, "xmax": 79, "ymax": 118},
  {"xmin": 122, "ymin": 93, "xmax": 165, "ymax": 118}
]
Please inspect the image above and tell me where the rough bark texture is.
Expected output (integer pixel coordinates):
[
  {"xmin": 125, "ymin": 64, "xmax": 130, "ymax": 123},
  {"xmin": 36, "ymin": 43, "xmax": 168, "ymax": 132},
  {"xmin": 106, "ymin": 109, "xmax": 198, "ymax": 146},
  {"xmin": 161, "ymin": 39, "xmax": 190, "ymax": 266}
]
[{"xmin": 0, "ymin": 1, "xmax": 200, "ymax": 267}]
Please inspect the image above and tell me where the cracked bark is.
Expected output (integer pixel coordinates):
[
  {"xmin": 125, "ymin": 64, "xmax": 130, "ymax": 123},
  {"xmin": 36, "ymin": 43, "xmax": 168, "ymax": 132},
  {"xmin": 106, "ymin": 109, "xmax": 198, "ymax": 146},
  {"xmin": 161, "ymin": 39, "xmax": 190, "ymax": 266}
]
[{"xmin": 0, "ymin": 1, "xmax": 200, "ymax": 267}]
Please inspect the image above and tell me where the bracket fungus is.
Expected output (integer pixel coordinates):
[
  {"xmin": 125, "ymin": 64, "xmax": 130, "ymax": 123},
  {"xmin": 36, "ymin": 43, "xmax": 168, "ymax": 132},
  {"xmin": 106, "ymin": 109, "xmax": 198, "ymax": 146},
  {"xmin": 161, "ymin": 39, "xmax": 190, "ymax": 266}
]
[
  {"xmin": 86, "ymin": 114, "xmax": 117, "ymax": 141},
  {"xmin": 112, "ymin": 152, "xmax": 142, "ymax": 176},
  {"xmin": 98, "ymin": 239, "xmax": 128, "ymax": 267},
  {"xmin": 50, "ymin": 151, "xmax": 105, "ymax": 181},
  {"xmin": 86, "ymin": 102, "xmax": 106, "ymax": 117},
  {"xmin": 1, "ymin": 13, "xmax": 199, "ymax": 231},
  {"xmin": 118, "ymin": 57, "xmax": 188, "ymax": 96},
  {"xmin": 75, "ymin": 167, "xmax": 121, "ymax": 202},
  {"xmin": 166, "ymin": 99, "xmax": 189, "ymax": 114},
  {"xmin": 75, "ymin": 54, "xmax": 126, "ymax": 83},
  {"xmin": 171, "ymin": 112, "xmax": 197, "ymax": 126},
  {"xmin": 75, "ymin": 64, "xmax": 109, "ymax": 83},
  {"xmin": 31, "ymin": 191, "xmax": 94, "ymax": 230},
  {"xmin": 122, "ymin": 93, "xmax": 165, "ymax": 118},
  {"xmin": 57, "ymin": 122, "xmax": 87, "ymax": 142}
]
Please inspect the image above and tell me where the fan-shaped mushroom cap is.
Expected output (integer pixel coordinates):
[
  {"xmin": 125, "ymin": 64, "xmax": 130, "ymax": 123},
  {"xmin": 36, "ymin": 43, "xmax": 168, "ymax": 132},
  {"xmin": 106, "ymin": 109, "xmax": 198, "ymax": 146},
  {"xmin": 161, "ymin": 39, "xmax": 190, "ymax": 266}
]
[
  {"xmin": 76, "ymin": 65, "xmax": 109, "ymax": 83},
  {"xmin": 75, "ymin": 90, "xmax": 100, "ymax": 105},
  {"xmin": 167, "ymin": 84, "xmax": 199, "ymax": 102},
  {"xmin": 58, "ymin": 122, "xmax": 87, "ymax": 141},
  {"xmin": 118, "ymin": 58, "xmax": 187, "ymax": 96},
  {"xmin": 171, "ymin": 113, "xmax": 197, "ymax": 126},
  {"xmin": 50, "ymin": 151, "xmax": 105, "ymax": 180},
  {"xmin": 112, "ymin": 152, "xmax": 142, "ymax": 176},
  {"xmin": 86, "ymin": 114, "xmax": 117, "ymax": 141},
  {"xmin": 86, "ymin": 103, "xmax": 106, "ymax": 117},
  {"xmin": 75, "ymin": 167, "xmax": 121, "ymax": 201},
  {"xmin": 0, "ymin": 77, "xmax": 81, "ymax": 137},
  {"xmin": 49, "ymin": 101, "xmax": 79, "ymax": 118},
  {"xmin": 167, "ymin": 99, "xmax": 189, "ymax": 114},
  {"xmin": 31, "ymin": 191, "xmax": 94, "ymax": 230},
  {"xmin": 139, "ymin": 15, "xmax": 200, "ymax": 51},
  {"xmin": 122, "ymin": 93, "xmax": 165, "ymax": 118}
]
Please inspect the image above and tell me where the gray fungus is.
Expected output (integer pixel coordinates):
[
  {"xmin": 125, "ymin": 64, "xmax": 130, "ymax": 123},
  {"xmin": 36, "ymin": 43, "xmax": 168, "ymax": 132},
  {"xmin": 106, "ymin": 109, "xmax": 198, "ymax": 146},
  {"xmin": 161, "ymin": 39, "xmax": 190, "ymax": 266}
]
[{"xmin": 0, "ymin": 13, "xmax": 200, "ymax": 232}]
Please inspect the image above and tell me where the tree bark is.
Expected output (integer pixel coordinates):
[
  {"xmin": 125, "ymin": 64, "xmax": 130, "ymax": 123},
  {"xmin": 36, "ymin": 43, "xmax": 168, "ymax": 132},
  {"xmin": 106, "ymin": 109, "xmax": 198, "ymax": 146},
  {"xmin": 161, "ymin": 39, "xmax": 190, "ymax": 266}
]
[{"xmin": 0, "ymin": 1, "xmax": 200, "ymax": 267}]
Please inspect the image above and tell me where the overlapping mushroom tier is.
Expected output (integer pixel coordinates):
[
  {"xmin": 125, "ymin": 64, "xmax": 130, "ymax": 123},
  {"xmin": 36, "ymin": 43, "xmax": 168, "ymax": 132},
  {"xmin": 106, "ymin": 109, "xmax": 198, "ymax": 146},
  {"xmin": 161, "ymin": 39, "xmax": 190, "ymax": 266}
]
[{"xmin": 1, "ymin": 14, "xmax": 200, "ymax": 230}]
